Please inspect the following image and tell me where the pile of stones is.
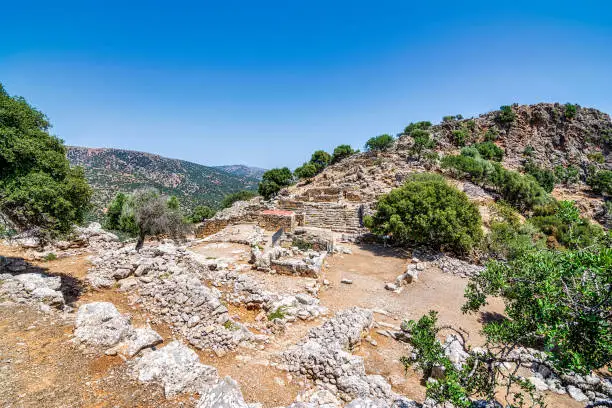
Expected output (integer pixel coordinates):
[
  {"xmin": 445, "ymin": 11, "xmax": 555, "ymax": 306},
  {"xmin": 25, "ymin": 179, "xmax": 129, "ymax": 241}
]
[
  {"xmin": 280, "ymin": 307, "xmax": 415, "ymax": 405},
  {"xmin": 0, "ymin": 257, "xmax": 65, "ymax": 309}
]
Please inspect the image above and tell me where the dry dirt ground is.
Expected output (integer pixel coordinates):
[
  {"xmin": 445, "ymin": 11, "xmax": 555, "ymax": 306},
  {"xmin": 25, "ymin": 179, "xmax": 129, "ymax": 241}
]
[{"xmin": 0, "ymin": 243, "xmax": 583, "ymax": 408}]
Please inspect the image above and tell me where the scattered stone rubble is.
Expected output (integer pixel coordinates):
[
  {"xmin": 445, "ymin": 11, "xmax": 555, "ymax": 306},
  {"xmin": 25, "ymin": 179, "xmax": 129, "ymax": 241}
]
[
  {"xmin": 0, "ymin": 257, "xmax": 66, "ymax": 308},
  {"xmin": 280, "ymin": 307, "xmax": 414, "ymax": 405},
  {"xmin": 74, "ymin": 302, "xmax": 162, "ymax": 357},
  {"xmin": 410, "ymin": 252, "xmax": 484, "ymax": 278}
]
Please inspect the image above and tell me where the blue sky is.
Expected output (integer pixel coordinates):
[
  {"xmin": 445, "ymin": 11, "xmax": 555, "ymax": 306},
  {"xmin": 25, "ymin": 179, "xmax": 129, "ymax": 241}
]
[{"xmin": 1, "ymin": 1, "xmax": 611, "ymax": 169}]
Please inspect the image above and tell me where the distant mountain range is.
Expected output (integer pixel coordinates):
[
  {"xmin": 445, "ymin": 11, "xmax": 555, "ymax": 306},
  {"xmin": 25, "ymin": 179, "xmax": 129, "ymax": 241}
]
[{"xmin": 66, "ymin": 146, "xmax": 264, "ymax": 215}]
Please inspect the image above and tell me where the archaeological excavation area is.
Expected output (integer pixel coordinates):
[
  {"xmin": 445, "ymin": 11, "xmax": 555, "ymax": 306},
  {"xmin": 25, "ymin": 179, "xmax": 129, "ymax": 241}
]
[{"xmin": 0, "ymin": 208, "xmax": 595, "ymax": 408}]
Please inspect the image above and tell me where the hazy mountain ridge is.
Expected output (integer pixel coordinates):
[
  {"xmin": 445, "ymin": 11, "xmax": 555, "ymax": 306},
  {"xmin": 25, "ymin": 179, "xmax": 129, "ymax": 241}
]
[{"xmin": 66, "ymin": 146, "xmax": 261, "ymax": 214}]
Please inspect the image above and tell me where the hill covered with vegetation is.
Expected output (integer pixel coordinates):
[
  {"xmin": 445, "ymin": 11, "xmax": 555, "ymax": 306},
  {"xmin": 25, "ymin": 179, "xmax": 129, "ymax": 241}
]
[{"xmin": 67, "ymin": 146, "xmax": 261, "ymax": 216}]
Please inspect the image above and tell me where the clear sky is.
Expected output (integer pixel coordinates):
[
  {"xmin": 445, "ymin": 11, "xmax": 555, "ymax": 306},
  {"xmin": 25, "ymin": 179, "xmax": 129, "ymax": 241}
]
[{"xmin": 1, "ymin": 1, "xmax": 611, "ymax": 169}]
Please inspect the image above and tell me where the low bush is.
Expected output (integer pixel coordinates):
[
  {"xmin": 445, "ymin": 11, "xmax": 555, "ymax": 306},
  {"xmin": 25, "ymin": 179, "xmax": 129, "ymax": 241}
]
[
  {"xmin": 554, "ymin": 165, "xmax": 579, "ymax": 184},
  {"xmin": 189, "ymin": 205, "xmax": 216, "ymax": 223},
  {"xmin": 484, "ymin": 202, "xmax": 543, "ymax": 260},
  {"xmin": 221, "ymin": 190, "xmax": 257, "ymax": 209},
  {"xmin": 587, "ymin": 169, "xmax": 612, "ymax": 196},
  {"xmin": 483, "ymin": 127, "xmax": 499, "ymax": 141},
  {"xmin": 497, "ymin": 105, "xmax": 516, "ymax": 125},
  {"xmin": 564, "ymin": 103, "xmax": 578, "ymax": 119},
  {"xmin": 410, "ymin": 129, "xmax": 436, "ymax": 158},
  {"xmin": 451, "ymin": 129, "xmax": 468, "ymax": 147},
  {"xmin": 474, "ymin": 141, "xmax": 503, "ymax": 161},
  {"xmin": 365, "ymin": 134, "xmax": 394, "ymax": 151},
  {"xmin": 404, "ymin": 121, "xmax": 432, "ymax": 134},
  {"xmin": 364, "ymin": 173, "xmax": 482, "ymax": 253},
  {"xmin": 523, "ymin": 160, "xmax": 555, "ymax": 193}
]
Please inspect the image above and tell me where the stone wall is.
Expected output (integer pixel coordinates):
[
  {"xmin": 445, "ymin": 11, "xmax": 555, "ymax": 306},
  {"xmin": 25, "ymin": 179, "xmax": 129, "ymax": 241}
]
[
  {"xmin": 195, "ymin": 211, "xmax": 295, "ymax": 238},
  {"xmin": 278, "ymin": 200, "xmax": 368, "ymax": 234}
]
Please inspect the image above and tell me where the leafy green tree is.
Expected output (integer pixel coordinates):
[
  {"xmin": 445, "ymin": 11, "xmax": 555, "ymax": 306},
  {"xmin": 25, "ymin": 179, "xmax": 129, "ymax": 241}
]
[
  {"xmin": 294, "ymin": 162, "xmax": 319, "ymax": 179},
  {"xmin": 221, "ymin": 190, "xmax": 257, "ymax": 208},
  {"xmin": 474, "ymin": 141, "xmax": 504, "ymax": 162},
  {"xmin": 365, "ymin": 134, "xmax": 394, "ymax": 151},
  {"xmin": 258, "ymin": 167, "xmax": 293, "ymax": 200},
  {"xmin": 310, "ymin": 150, "xmax": 331, "ymax": 171},
  {"xmin": 497, "ymin": 105, "xmax": 516, "ymax": 125},
  {"xmin": 167, "ymin": 195, "xmax": 179, "ymax": 210},
  {"xmin": 189, "ymin": 205, "xmax": 216, "ymax": 223},
  {"xmin": 554, "ymin": 165, "xmax": 579, "ymax": 185},
  {"xmin": 410, "ymin": 129, "xmax": 436, "ymax": 158},
  {"xmin": 0, "ymin": 84, "xmax": 92, "ymax": 237},
  {"xmin": 463, "ymin": 246, "xmax": 612, "ymax": 375},
  {"xmin": 331, "ymin": 144, "xmax": 357, "ymax": 164},
  {"xmin": 364, "ymin": 173, "xmax": 482, "ymax": 253},
  {"xmin": 104, "ymin": 192, "xmax": 129, "ymax": 231}
]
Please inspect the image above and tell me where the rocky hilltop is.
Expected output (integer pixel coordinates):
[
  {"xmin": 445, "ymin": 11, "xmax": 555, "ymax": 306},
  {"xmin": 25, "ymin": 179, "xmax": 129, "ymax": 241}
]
[
  {"xmin": 204, "ymin": 103, "xmax": 611, "ymax": 237},
  {"xmin": 67, "ymin": 147, "xmax": 262, "ymax": 214}
]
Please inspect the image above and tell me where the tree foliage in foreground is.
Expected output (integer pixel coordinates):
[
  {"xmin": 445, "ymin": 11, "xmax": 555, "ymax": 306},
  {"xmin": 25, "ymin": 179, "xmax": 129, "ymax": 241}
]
[
  {"xmin": 464, "ymin": 246, "xmax": 612, "ymax": 375},
  {"xmin": 364, "ymin": 173, "xmax": 482, "ymax": 253},
  {"xmin": 0, "ymin": 84, "xmax": 92, "ymax": 236}
]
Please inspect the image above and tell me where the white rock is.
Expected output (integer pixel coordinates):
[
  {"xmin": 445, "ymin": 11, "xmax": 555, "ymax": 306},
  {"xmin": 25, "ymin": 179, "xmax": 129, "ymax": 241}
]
[{"xmin": 74, "ymin": 302, "xmax": 132, "ymax": 347}]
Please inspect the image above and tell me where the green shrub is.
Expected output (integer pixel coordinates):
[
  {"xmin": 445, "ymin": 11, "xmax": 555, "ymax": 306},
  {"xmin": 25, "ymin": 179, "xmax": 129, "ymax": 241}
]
[
  {"xmin": 292, "ymin": 238, "xmax": 313, "ymax": 251},
  {"xmin": 483, "ymin": 127, "xmax": 499, "ymax": 141},
  {"xmin": 442, "ymin": 114, "xmax": 463, "ymax": 122},
  {"xmin": 451, "ymin": 129, "xmax": 468, "ymax": 147},
  {"xmin": 404, "ymin": 121, "xmax": 432, "ymax": 134},
  {"xmin": 43, "ymin": 252, "xmax": 57, "ymax": 261},
  {"xmin": 459, "ymin": 146, "xmax": 480, "ymax": 159},
  {"xmin": 474, "ymin": 141, "xmax": 504, "ymax": 161},
  {"xmin": 410, "ymin": 129, "xmax": 436, "ymax": 158},
  {"xmin": 267, "ymin": 306, "xmax": 288, "ymax": 320},
  {"xmin": 331, "ymin": 144, "xmax": 357, "ymax": 163},
  {"xmin": 497, "ymin": 105, "xmax": 516, "ymax": 125},
  {"xmin": 523, "ymin": 160, "xmax": 555, "ymax": 193},
  {"xmin": 463, "ymin": 246, "xmax": 612, "ymax": 375},
  {"xmin": 294, "ymin": 162, "xmax": 319, "ymax": 179},
  {"xmin": 189, "ymin": 205, "xmax": 216, "ymax": 223},
  {"xmin": 365, "ymin": 134, "xmax": 394, "ymax": 151},
  {"xmin": 554, "ymin": 165, "xmax": 579, "ymax": 184},
  {"xmin": 587, "ymin": 169, "xmax": 612, "ymax": 196},
  {"xmin": 258, "ymin": 167, "xmax": 293, "ymax": 199},
  {"xmin": 484, "ymin": 202, "xmax": 543, "ymax": 260},
  {"xmin": 221, "ymin": 190, "xmax": 257, "ymax": 209},
  {"xmin": 0, "ymin": 84, "xmax": 92, "ymax": 237},
  {"xmin": 364, "ymin": 173, "xmax": 482, "ymax": 253},
  {"xmin": 531, "ymin": 200, "xmax": 605, "ymax": 249},
  {"xmin": 587, "ymin": 151, "xmax": 605, "ymax": 163},
  {"xmin": 523, "ymin": 145, "xmax": 535, "ymax": 157},
  {"xmin": 441, "ymin": 154, "xmax": 492, "ymax": 183},
  {"xmin": 564, "ymin": 103, "xmax": 578, "ymax": 119}
]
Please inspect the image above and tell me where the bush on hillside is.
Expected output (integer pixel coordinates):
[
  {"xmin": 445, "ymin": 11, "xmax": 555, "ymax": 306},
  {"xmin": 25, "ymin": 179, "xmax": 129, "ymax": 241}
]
[
  {"xmin": 523, "ymin": 160, "xmax": 555, "ymax": 193},
  {"xmin": 409, "ymin": 129, "xmax": 436, "ymax": 158},
  {"xmin": 442, "ymin": 114, "xmax": 463, "ymax": 122},
  {"xmin": 554, "ymin": 165, "xmax": 579, "ymax": 185},
  {"xmin": 404, "ymin": 121, "xmax": 432, "ymax": 134},
  {"xmin": 451, "ymin": 129, "xmax": 468, "ymax": 147},
  {"xmin": 587, "ymin": 169, "xmax": 612, "ymax": 196},
  {"xmin": 221, "ymin": 190, "xmax": 256, "ymax": 208},
  {"xmin": 483, "ymin": 127, "xmax": 499, "ymax": 141},
  {"xmin": 0, "ymin": 84, "xmax": 92, "ymax": 237},
  {"xmin": 189, "ymin": 205, "xmax": 216, "ymax": 223},
  {"xmin": 364, "ymin": 173, "xmax": 482, "ymax": 253},
  {"xmin": 258, "ymin": 167, "xmax": 293, "ymax": 200},
  {"xmin": 294, "ymin": 162, "xmax": 319, "ymax": 179},
  {"xmin": 564, "ymin": 103, "xmax": 578, "ymax": 119},
  {"xmin": 497, "ymin": 105, "xmax": 516, "ymax": 125},
  {"xmin": 474, "ymin": 141, "xmax": 504, "ymax": 161},
  {"xmin": 331, "ymin": 144, "xmax": 357, "ymax": 164},
  {"xmin": 365, "ymin": 134, "xmax": 394, "ymax": 151}
]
